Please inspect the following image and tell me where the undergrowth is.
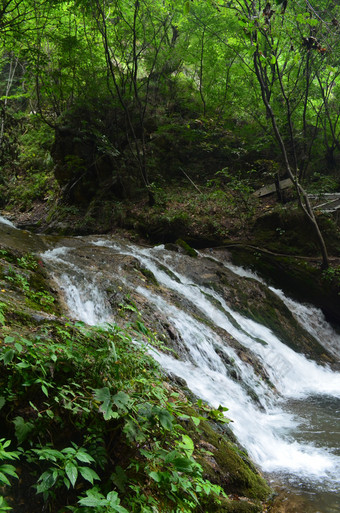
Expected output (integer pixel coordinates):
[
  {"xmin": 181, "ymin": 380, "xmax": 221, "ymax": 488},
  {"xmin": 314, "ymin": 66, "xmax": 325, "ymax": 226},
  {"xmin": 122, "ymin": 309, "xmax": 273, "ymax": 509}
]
[{"xmin": 0, "ymin": 316, "xmax": 228, "ymax": 512}]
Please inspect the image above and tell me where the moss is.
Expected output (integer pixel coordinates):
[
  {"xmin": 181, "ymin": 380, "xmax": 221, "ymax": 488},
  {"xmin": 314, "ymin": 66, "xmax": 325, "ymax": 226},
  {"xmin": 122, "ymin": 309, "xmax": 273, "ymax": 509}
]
[
  {"xmin": 201, "ymin": 496, "xmax": 263, "ymax": 512},
  {"xmin": 140, "ymin": 267, "xmax": 159, "ymax": 286},
  {"xmin": 175, "ymin": 238, "xmax": 198, "ymax": 257},
  {"xmin": 178, "ymin": 403, "xmax": 270, "ymax": 502},
  {"xmin": 197, "ymin": 420, "xmax": 270, "ymax": 500}
]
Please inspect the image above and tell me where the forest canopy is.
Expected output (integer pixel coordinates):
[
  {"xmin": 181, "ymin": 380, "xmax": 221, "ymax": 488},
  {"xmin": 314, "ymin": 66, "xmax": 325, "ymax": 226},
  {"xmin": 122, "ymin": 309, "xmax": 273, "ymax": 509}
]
[{"xmin": 0, "ymin": 0, "xmax": 340, "ymax": 253}]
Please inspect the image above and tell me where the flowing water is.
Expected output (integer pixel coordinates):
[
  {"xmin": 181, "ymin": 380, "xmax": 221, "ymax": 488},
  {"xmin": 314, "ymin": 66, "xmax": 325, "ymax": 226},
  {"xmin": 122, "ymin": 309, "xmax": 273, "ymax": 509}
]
[
  {"xmin": 1, "ymin": 215, "xmax": 339, "ymax": 512},
  {"xmin": 0, "ymin": 215, "xmax": 17, "ymax": 228}
]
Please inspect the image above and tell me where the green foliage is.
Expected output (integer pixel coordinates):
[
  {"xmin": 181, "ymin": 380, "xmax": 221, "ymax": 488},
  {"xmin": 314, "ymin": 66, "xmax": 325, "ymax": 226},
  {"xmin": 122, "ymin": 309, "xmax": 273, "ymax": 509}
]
[
  {"xmin": 77, "ymin": 488, "xmax": 129, "ymax": 512},
  {"xmin": 206, "ymin": 167, "xmax": 257, "ymax": 228},
  {"xmin": 196, "ymin": 399, "xmax": 231, "ymax": 424},
  {"xmin": 0, "ymin": 316, "xmax": 228, "ymax": 512},
  {"xmin": 3, "ymin": 263, "xmax": 55, "ymax": 311},
  {"xmin": 307, "ymin": 173, "xmax": 339, "ymax": 195},
  {"xmin": 0, "ymin": 439, "xmax": 20, "ymax": 512},
  {"xmin": 0, "ymin": 303, "xmax": 6, "ymax": 327},
  {"xmin": 322, "ymin": 265, "xmax": 340, "ymax": 287},
  {"xmin": 30, "ymin": 443, "xmax": 100, "ymax": 498},
  {"xmin": 0, "ymin": 439, "xmax": 20, "ymax": 485}
]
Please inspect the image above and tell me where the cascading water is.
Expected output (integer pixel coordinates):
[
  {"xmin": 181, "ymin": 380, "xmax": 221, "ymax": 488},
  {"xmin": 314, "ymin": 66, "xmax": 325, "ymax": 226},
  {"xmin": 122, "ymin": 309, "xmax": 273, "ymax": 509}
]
[
  {"xmin": 0, "ymin": 215, "xmax": 17, "ymax": 228},
  {"xmin": 43, "ymin": 246, "xmax": 114, "ymax": 325},
  {"xmin": 41, "ymin": 237, "xmax": 340, "ymax": 513},
  {"xmin": 221, "ymin": 257, "xmax": 340, "ymax": 360}
]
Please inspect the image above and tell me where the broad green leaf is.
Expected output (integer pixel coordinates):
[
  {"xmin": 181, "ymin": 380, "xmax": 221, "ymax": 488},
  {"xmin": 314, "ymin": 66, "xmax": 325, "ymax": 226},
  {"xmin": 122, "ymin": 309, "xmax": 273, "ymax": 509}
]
[
  {"xmin": 179, "ymin": 435, "xmax": 194, "ymax": 458},
  {"xmin": 172, "ymin": 456, "xmax": 194, "ymax": 472},
  {"xmin": 1, "ymin": 349, "xmax": 15, "ymax": 365},
  {"xmin": 107, "ymin": 491, "xmax": 121, "ymax": 505},
  {"xmin": 93, "ymin": 387, "xmax": 118, "ymax": 420},
  {"xmin": 75, "ymin": 449, "xmax": 95, "ymax": 464},
  {"xmin": 0, "ymin": 495, "xmax": 12, "ymax": 510},
  {"xmin": 36, "ymin": 471, "xmax": 57, "ymax": 493},
  {"xmin": 157, "ymin": 409, "xmax": 173, "ymax": 430},
  {"xmin": 63, "ymin": 476, "xmax": 71, "ymax": 489},
  {"xmin": 191, "ymin": 416, "xmax": 200, "ymax": 426},
  {"xmin": 112, "ymin": 391, "xmax": 131, "ymax": 411},
  {"xmin": 78, "ymin": 496, "xmax": 103, "ymax": 507},
  {"xmin": 79, "ymin": 466, "xmax": 100, "ymax": 484},
  {"xmin": 65, "ymin": 462, "xmax": 78, "ymax": 487},
  {"xmin": 107, "ymin": 491, "xmax": 129, "ymax": 512},
  {"xmin": 164, "ymin": 450, "xmax": 180, "ymax": 464},
  {"xmin": 123, "ymin": 418, "xmax": 144, "ymax": 442},
  {"xmin": 149, "ymin": 471, "xmax": 162, "ymax": 483},
  {"xmin": 93, "ymin": 387, "xmax": 111, "ymax": 403},
  {"xmin": 61, "ymin": 447, "xmax": 77, "ymax": 456},
  {"xmin": 112, "ymin": 466, "xmax": 127, "ymax": 493},
  {"xmin": 0, "ymin": 472, "xmax": 11, "ymax": 486},
  {"xmin": 13, "ymin": 416, "xmax": 34, "ymax": 443},
  {"xmin": 16, "ymin": 361, "xmax": 31, "ymax": 369},
  {"xmin": 0, "ymin": 465, "xmax": 17, "ymax": 478}
]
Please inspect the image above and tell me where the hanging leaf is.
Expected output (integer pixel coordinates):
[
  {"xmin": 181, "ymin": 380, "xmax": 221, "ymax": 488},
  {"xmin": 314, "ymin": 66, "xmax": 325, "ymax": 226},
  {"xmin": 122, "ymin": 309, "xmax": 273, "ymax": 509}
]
[
  {"xmin": 65, "ymin": 462, "xmax": 78, "ymax": 487},
  {"xmin": 179, "ymin": 435, "xmax": 195, "ymax": 458},
  {"xmin": 93, "ymin": 387, "xmax": 118, "ymax": 420},
  {"xmin": 79, "ymin": 466, "xmax": 100, "ymax": 484},
  {"xmin": 13, "ymin": 416, "xmax": 34, "ymax": 444}
]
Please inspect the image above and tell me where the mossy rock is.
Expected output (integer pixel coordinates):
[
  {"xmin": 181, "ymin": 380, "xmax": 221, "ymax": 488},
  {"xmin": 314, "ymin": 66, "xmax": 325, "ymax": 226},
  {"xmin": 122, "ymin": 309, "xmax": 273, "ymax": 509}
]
[
  {"xmin": 178, "ymin": 404, "xmax": 270, "ymax": 502},
  {"xmin": 140, "ymin": 267, "xmax": 159, "ymax": 286},
  {"xmin": 197, "ymin": 420, "xmax": 270, "ymax": 500},
  {"xmin": 199, "ymin": 492, "xmax": 264, "ymax": 512},
  {"xmin": 175, "ymin": 238, "xmax": 198, "ymax": 257}
]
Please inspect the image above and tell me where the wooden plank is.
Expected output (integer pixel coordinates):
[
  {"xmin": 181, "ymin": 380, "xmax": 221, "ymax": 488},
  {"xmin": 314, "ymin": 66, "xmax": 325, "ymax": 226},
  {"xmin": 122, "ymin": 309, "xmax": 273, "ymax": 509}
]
[{"xmin": 253, "ymin": 178, "xmax": 293, "ymax": 198}]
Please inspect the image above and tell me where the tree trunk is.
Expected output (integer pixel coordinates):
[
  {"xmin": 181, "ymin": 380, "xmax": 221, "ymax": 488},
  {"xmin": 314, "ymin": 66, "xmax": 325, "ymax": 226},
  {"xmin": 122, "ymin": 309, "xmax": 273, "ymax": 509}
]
[{"xmin": 253, "ymin": 51, "xmax": 329, "ymax": 269}]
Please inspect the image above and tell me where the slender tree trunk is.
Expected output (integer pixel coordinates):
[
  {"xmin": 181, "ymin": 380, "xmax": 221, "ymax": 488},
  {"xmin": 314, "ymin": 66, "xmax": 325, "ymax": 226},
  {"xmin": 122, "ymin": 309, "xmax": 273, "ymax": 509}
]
[
  {"xmin": 253, "ymin": 50, "xmax": 329, "ymax": 269},
  {"xmin": 199, "ymin": 27, "xmax": 206, "ymax": 116},
  {"xmin": 0, "ymin": 55, "xmax": 19, "ymax": 152}
]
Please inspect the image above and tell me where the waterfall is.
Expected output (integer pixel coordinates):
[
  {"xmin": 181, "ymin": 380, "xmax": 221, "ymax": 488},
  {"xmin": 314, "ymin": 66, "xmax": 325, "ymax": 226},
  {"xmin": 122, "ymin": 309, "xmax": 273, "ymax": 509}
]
[
  {"xmin": 43, "ymin": 246, "xmax": 114, "ymax": 325},
  {"xmin": 41, "ymin": 238, "xmax": 340, "ymax": 511}
]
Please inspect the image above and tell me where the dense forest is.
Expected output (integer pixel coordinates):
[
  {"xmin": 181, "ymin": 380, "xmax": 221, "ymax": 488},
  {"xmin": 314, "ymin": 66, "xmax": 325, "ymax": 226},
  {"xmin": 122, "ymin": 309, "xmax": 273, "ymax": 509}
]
[
  {"xmin": 1, "ymin": 0, "xmax": 340, "ymax": 254},
  {"xmin": 1, "ymin": 1, "xmax": 340, "ymax": 512}
]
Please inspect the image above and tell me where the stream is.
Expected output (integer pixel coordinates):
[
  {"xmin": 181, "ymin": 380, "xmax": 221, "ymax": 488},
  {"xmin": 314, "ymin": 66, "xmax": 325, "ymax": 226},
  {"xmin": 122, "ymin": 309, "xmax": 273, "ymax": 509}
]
[{"xmin": 1, "ymin": 216, "xmax": 340, "ymax": 512}]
